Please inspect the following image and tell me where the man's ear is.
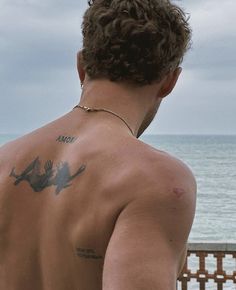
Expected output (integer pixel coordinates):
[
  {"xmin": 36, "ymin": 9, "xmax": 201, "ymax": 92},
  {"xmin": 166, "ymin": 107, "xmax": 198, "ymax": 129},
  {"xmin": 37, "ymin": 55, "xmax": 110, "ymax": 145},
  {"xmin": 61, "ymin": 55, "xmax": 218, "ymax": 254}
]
[
  {"xmin": 77, "ymin": 51, "xmax": 86, "ymax": 84},
  {"xmin": 159, "ymin": 67, "xmax": 182, "ymax": 98}
]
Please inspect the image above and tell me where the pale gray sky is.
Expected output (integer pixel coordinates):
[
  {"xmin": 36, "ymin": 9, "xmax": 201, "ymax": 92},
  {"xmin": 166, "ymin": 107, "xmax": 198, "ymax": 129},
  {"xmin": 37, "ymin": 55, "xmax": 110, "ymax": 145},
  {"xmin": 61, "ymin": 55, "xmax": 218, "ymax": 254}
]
[{"xmin": 0, "ymin": 0, "xmax": 235, "ymax": 135}]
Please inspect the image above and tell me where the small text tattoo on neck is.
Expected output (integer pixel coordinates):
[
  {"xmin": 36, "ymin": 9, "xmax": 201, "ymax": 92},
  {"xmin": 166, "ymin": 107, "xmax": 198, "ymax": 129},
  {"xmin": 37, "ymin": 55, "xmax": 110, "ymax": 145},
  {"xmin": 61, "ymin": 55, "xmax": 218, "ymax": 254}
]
[
  {"xmin": 56, "ymin": 135, "xmax": 77, "ymax": 144},
  {"xmin": 76, "ymin": 248, "xmax": 103, "ymax": 260}
]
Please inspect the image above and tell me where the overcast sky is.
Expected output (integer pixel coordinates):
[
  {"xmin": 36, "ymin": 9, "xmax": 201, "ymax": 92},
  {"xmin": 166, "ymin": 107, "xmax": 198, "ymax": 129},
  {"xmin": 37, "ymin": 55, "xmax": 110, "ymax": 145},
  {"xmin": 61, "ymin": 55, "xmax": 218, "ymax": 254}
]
[{"xmin": 0, "ymin": 0, "xmax": 235, "ymax": 135}]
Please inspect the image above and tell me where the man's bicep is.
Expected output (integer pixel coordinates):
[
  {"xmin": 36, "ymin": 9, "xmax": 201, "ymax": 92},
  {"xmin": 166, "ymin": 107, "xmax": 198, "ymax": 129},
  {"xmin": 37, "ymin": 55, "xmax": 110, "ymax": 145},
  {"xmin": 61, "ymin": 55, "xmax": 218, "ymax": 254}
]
[{"xmin": 102, "ymin": 190, "xmax": 195, "ymax": 290}]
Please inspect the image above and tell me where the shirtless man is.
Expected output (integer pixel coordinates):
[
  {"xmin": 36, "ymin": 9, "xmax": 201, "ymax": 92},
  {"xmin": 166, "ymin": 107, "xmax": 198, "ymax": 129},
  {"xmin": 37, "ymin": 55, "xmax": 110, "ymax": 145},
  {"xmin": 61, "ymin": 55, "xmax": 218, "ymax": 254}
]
[{"xmin": 0, "ymin": 0, "xmax": 196, "ymax": 289}]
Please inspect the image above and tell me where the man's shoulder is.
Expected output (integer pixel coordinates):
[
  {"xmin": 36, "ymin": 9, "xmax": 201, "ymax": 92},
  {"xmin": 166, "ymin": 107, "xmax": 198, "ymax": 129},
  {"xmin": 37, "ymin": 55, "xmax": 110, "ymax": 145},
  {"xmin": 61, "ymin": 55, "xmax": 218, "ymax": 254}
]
[
  {"xmin": 123, "ymin": 139, "xmax": 196, "ymax": 201},
  {"xmin": 128, "ymin": 138, "xmax": 195, "ymax": 178}
]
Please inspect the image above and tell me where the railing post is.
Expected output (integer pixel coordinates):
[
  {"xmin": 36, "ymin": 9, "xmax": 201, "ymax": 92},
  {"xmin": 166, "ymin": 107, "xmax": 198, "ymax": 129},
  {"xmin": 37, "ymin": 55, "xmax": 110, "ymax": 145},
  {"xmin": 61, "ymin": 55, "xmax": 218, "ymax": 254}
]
[
  {"xmin": 213, "ymin": 252, "xmax": 226, "ymax": 290},
  {"xmin": 196, "ymin": 251, "xmax": 208, "ymax": 290}
]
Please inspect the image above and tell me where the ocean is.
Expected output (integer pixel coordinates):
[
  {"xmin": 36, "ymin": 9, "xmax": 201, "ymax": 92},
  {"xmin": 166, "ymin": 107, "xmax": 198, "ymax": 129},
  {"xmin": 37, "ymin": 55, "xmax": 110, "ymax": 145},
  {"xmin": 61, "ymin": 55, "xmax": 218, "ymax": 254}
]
[{"xmin": 1, "ymin": 134, "xmax": 236, "ymax": 289}]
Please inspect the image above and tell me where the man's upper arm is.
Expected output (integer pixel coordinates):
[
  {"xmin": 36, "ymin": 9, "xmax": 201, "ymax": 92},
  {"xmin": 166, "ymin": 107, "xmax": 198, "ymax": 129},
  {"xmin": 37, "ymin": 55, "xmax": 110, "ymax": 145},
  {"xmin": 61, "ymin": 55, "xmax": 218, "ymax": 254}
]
[{"xmin": 102, "ymin": 163, "xmax": 196, "ymax": 290}]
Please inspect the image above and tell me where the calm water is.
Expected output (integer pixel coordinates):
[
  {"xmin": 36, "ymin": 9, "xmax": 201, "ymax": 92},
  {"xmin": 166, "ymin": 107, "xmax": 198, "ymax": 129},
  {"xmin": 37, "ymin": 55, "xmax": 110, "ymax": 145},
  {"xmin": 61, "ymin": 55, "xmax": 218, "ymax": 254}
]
[{"xmin": 1, "ymin": 134, "xmax": 236, "ymax": 289}]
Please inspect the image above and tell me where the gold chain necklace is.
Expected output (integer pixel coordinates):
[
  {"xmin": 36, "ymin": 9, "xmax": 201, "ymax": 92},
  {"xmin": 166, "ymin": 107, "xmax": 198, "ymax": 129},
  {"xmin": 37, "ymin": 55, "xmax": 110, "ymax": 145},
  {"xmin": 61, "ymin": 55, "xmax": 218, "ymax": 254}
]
[{"xmin": 73, "ymin": 105, "xmax": 135, "ymax": 137}]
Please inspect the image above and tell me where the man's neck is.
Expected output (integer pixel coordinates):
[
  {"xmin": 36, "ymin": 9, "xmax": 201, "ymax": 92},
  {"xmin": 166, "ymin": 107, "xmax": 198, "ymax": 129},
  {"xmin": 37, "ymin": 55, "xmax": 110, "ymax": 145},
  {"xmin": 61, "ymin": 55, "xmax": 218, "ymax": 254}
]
[{"xmin": 79, "ymin": 78, "xmax": 161, "ymax": 137}]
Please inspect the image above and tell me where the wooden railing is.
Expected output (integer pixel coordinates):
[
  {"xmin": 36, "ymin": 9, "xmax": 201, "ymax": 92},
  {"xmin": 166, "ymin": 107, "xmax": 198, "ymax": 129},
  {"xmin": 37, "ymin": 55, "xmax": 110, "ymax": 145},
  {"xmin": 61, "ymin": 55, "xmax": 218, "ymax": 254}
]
[{"xmin": 177, "ymin": 243, "xmax": 236, "ymax": 290}]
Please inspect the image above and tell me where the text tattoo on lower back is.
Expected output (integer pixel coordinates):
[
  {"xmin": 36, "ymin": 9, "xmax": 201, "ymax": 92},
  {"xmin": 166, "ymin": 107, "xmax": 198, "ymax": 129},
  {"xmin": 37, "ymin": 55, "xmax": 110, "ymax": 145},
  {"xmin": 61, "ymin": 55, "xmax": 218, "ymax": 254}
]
[
  {"xmin": 9, "ymin": 157, "xmax": 86, "ymax": 195},
  {"xmin": 76, "ymin": 248, "xmax": 103, "ymax": 260}
]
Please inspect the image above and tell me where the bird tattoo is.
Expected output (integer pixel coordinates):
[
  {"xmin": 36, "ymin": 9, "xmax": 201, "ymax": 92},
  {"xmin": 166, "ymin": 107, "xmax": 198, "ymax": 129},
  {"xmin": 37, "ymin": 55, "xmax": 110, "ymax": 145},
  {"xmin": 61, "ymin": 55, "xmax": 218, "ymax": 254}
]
[{"xmin": 10, "ymin": 157, "xmax": 86, "ymax": 195}]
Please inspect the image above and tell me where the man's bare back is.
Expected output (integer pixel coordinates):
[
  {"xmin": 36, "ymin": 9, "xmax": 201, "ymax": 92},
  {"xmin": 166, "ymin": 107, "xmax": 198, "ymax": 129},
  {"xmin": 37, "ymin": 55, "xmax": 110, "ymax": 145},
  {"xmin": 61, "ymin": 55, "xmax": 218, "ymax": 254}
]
[
  {"xmin": 0, "ymin": 109, "xmax": 196, "ymax": 290},
  {"xmin": 0, "ymin": 109, "xmax": 135, "ymax": 289}
]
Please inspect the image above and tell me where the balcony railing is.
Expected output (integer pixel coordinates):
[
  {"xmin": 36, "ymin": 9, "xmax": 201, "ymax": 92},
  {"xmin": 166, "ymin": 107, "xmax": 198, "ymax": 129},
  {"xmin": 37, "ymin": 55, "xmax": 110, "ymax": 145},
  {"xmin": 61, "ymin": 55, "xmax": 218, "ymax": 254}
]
[{"xmin": 177, "ymin": 243, "xmax": 236, "ymax": 290}]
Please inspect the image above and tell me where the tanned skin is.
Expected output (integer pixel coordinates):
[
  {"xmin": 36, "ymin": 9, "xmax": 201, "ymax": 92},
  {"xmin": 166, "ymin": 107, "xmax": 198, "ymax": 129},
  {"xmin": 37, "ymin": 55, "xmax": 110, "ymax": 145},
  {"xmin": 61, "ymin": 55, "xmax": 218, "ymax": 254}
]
[{"xmin": 0, "ymin": 53, "xmax": 196, "ymax": 290}]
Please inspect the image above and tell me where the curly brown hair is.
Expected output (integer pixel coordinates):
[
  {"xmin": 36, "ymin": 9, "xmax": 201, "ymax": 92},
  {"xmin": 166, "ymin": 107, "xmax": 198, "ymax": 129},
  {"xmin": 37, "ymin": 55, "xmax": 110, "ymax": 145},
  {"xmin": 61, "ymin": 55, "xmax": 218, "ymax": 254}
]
[{"xmin": 82, "ymin": 0, "xmax": 191, "ymax": 86}]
